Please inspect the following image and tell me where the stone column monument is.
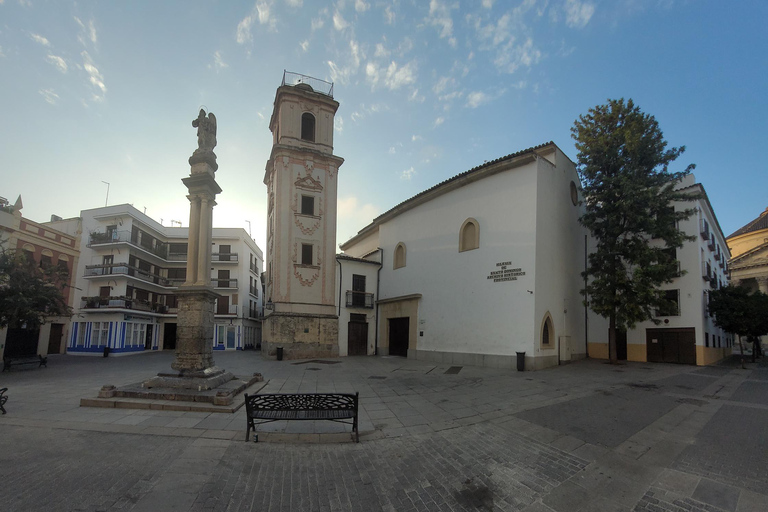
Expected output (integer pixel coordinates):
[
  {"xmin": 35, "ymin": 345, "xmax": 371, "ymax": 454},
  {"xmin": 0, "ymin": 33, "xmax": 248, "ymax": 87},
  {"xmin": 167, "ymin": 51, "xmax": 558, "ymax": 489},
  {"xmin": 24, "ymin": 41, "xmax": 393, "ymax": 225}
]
[{"xmin": 147, "ymin": 109, "xmax": 234, "ymax": 389}]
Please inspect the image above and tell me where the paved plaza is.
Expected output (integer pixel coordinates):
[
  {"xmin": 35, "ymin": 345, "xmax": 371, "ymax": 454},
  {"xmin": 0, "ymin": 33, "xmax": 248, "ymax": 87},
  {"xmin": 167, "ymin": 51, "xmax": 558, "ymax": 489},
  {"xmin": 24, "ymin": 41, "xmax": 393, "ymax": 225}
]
[{"xmin": 1, "ymin": 350, "xmax": 767, "ymax": 511}]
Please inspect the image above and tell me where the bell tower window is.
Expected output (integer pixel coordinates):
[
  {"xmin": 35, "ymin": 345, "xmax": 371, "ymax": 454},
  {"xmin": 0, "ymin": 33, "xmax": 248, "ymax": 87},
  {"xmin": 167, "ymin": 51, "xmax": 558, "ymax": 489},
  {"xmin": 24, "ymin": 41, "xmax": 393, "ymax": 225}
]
[{"xmin": 301, "ymin": 113, "xmax": 315, "ymax": 142}]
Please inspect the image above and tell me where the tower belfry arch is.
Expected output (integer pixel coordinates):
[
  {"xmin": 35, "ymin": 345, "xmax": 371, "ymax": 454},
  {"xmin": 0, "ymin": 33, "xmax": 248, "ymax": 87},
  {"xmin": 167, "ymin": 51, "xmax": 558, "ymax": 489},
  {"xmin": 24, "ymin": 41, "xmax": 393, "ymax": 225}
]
[{"xmin": 262, "ymin": 72, "xmax": 344, "ymax": 359}]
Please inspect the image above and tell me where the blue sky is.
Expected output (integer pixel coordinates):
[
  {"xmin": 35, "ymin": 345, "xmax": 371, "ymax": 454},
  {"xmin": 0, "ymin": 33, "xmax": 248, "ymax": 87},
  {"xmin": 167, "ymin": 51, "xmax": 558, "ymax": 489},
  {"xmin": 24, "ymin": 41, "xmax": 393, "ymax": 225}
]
[{"xmin": 2, "ymin": 0, "xmax": 766, "ymax": 254}]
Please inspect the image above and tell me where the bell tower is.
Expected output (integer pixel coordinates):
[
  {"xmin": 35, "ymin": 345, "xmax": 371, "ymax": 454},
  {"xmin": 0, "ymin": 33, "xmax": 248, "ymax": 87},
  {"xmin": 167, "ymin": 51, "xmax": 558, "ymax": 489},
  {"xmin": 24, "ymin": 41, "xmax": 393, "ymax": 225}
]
[{"xmin": 262, "ymin": 73, "xmax": 344, "ymax": 359}]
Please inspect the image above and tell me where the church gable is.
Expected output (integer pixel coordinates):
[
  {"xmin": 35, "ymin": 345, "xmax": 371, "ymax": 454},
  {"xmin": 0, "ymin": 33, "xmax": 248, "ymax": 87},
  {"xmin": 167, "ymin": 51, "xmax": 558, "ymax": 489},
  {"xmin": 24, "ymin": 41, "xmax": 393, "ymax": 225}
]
[
  {"xmin": 295, "ymin": 173, "xmax": 323, "ymax": 192},
  {"xmin": 730, "ymin": 241, "xmax": 768, "ymax": 269}
]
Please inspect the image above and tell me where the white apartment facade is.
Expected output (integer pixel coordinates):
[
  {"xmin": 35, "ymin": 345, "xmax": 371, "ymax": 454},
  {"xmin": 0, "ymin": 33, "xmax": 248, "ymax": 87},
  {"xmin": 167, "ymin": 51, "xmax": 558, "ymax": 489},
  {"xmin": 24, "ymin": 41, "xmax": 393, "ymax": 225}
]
[
  {"xmin": 55, "ymin": 204, "xmax": 263, "ymax": 356},
  {"xmin": 620, "ymin": 174, "xmax": 733, "ymax": 365}
]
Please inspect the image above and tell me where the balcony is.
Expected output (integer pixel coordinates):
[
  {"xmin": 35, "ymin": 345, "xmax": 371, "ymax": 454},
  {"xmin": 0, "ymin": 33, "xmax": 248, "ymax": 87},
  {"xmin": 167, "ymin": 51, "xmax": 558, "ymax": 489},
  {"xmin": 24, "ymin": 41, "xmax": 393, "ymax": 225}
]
[
  {"xmin": 88, "ymin": 230, "xmax": 169, "ymax": 259},
  {"xmin": 346, "ymin": 291, "xmax": 374, "ymax": 309},
  {"xmin": 250, "ymin": 262, "xmax": 259, "ymax": 273},
  {"xmin": 212, "ymin": 253, "xmax": 238, "ymax": 263},
  {"xmin": 249, "ymin": 285, "xmax": 259, "ymax": 297},
  {"xmin": 84, "ymin": 264, "xmax": 174, "ymax": 287},
  {"xmin": 167, "ymin": 252, "xmax": 188, "ymax": 262},
  {"xmin": 212, "ymin": 278, "xmax": 238, "ymax": 289},
  {"xmin": 80, "ymin": 296, "xmax": 169, "ymax": 314}
]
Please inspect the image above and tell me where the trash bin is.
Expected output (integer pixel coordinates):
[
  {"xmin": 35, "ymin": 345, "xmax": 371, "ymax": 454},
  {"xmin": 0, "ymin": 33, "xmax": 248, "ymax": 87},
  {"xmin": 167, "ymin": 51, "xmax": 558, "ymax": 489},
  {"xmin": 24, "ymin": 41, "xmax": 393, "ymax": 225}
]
[
  {"xmin": 516, "ymin": 351, "xmax": 525, "ymax": 371},
  {"xmin": 276, "ymin": 346, "xmax": 283, "ymax": 361},
  {"xmin": 103, "ymin": 346, "xmax": 110, "ymax": 358}
]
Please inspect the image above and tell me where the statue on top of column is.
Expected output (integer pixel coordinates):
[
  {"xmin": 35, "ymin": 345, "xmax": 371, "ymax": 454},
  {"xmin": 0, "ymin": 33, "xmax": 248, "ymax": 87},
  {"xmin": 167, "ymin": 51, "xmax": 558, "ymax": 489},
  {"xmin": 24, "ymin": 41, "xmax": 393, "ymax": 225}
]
[{"xmin": 189, "ymin": 109, "xmax": 218, "ymax": 171}]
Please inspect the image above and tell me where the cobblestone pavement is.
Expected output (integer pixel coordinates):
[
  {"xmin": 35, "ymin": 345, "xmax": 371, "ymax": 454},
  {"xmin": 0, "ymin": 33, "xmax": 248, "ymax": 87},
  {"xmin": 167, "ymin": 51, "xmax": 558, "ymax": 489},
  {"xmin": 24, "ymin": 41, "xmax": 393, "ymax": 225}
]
[{"xmin": 1, "ymin": 351, "xmax": 767, "ymax": 511}]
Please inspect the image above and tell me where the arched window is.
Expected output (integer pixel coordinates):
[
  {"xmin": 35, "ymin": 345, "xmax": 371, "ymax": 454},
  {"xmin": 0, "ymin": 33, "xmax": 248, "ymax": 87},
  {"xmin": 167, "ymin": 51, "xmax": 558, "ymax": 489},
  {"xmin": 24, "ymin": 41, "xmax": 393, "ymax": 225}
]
[
  {"xmin": 394, "ymin": 242, "xmax": 406, "ymax": 269},
  {"xmin": 459, "ymin": 218, "xmax": 480, "ymax": 252},
  {"xmin": 301, "ymin": 113, "xmax": 315, "ymax": 142},
  {"xmin": 541, "ymin": 314, "xmax": 554, "ymax": 348},
  {"xmin": 22, "ymin": 243, "xmax": 35, "ymax": 263}
]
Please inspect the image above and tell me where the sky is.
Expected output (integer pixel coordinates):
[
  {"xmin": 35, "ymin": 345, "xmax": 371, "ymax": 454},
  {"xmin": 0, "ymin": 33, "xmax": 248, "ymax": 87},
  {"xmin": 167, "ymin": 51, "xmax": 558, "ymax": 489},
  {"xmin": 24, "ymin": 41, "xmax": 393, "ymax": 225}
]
[{"xmin": 2, "ymin": 0, "xmax": 766, "ymax": 258}]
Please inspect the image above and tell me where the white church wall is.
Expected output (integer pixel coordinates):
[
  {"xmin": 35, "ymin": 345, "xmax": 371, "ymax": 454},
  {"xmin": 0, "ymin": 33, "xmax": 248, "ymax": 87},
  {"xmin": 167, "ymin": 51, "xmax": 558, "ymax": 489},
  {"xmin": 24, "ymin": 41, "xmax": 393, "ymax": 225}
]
[
  {"xmin": 531, "ymin": 149, "xmax": 592, "ymax": 368},
  {"xmin": 375, "ymin": 159, "xmax": 541, "ymax": 366}
]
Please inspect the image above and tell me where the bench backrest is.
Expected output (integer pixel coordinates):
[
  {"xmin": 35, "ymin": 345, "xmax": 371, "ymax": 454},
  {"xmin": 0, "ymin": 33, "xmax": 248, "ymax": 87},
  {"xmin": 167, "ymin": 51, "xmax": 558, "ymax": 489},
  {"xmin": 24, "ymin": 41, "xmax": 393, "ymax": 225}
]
[{"xmin": 244, "ymin": 393, "xmax": 357, "ymax": 414}]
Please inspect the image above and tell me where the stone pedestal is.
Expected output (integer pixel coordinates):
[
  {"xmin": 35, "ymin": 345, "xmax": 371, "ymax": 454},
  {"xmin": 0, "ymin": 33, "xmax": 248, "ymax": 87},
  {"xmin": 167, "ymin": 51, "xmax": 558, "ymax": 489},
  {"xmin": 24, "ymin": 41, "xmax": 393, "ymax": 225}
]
[
  {"xmin": 170, "ymin": 286, "xmax": 220, "ymax": 374},
  {"xmin": 262, "ymin": 312, "xmax": 339, "ymax": 359}
]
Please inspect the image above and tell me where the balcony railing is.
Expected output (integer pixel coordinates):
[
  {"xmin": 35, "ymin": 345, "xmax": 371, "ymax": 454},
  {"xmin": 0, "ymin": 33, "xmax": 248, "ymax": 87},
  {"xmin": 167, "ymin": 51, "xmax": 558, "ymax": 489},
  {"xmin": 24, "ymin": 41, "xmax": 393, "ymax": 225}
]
[
  {"xmin": 167, "ymin": 252, "xmax": 188, "ymax": 261},
  {"xmin": 88, "ymin": 230, "xmax": 169, "ymax": 259},
  {"xmin": 212, "ymin": 278, "xmax": 238, "ymax": 288},
  {"xmin": 84, "ymin": 264, "xmax": 173, "ymax": 287},
  {"xmin": 346, "ymin": 291, "xmax": 374, "ymax": 309},
  {"xmin": 212, "ymin": 253, "xmax": 238, "ymax": 262},
  {"xmin": 80, "ymin": 295, "xmax": 168, "ymax": 314}
]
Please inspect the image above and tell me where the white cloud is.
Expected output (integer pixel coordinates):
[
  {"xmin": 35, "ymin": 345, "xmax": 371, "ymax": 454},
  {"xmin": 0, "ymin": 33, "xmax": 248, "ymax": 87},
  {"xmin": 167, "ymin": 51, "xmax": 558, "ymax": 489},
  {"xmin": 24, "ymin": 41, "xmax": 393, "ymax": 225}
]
[
  {"xmin": 433, "ymin": 116, "xmax": 444, "ymax": 127},
  {"xmin": 482, "ymin": 0, "xmax": 495, "ymax": 7},
  {"xmin": 334, "ymin": 115, "xmax": 344, "ymax": 133},
  {"xmin": 565, "ymin": 0, "xmax": 595, "ymax": 28},
  {"xmin": 466, "ymin": 91, "xmax": 489, "ymax": 108},
  {"xmin": 73, "ymin": 17, "xmax": 98, "ymax": 47},
  {"xmin": 30, "ymin": 33, "xmax": 50, "ymax": 47},
  {"xmin": 286, "ymin": 0, "xmax": 303, "ymax": 7},
  {"xmin": 433, "ymin": 76, "xmax": 453, "ymax": 94},
  {"xmin": 311, "ymin": 9, "xmax": 328, "ymax": 31},
  {"xmin": 237, "ymin": 13, "xmax": 256, "ymax": 43},
  {"xmin": 408, "ymin": 88, "xmax": 425, "ymax": 102},
  {"xmin": 365, "ymin": 61, "xmax": 380, "ymax": 88},
  {"xmin": 374, "ymin": 43, "xmax": 389, "ymax": 58},
  {"xmin": 383, "ymin": 5, "xmax": 395, "ymax": 24},
  {"xmin": 0, "ymin": 46, "xmax": 5, "ymax": 58},
  {"xmin": 237, "ymin": 1, "xmax": 277, "ymax": 43},
  {"xmin": 400, "ymin": 167, "xmax": 416, "ymax": 180},
  {"xmin": 388, "ymin": 146, "xmax": 396, "ymax": 154},
  {"xmin": 46, "ymin": 54, "xmax": 68, "ymax": 73},
  {"xmin": 39, "ymin": 88, "xmax": 59, "ymax": 105},
  {"xmin": 81, "ymin": 50, "xmax": 106, "ymax": 101},
  {"xmin": 300, "ymin": 40, "xmax": 310, "ymax": 52},
  {"xmin": 327, "ymin": 60, "xmax": 354, "ymax": 85},
  {"xmin": 257, "ymin": 1, "xmax": 274, "ymax": 26},
  {"xmin": 355, "ymin": 0, "xmax": 369, "ymax": 12},
  {"xmin": 427, "ymin": 0, "xmax": 455, "ymax": 38},
  {"xmin": 494, "ymin": 37, "xmax": 541, "ymax": 74},
  {"xmin": 333, "ymin": 11, "xmax": 349, "ymax": 30},
  {"xmin": 411, "ymin": 135, "xmax": 423, "ymax": 142},
  {"xmin": 213, "ymin": 51, "xmax": 228, "ymax": 70},
  {"xmin": 384, "ymin": 60, "xmax": 416, "ymax": 90}
]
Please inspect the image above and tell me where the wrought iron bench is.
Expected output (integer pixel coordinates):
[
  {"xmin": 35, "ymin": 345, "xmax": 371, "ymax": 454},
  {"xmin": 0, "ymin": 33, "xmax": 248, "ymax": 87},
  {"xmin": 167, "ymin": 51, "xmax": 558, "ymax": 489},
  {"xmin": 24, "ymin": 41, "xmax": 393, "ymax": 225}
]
[
  {"xmin": 0, "ymin": 388, "xmax": 7, "ymax": 414},
  {"xmin": 244, "ymin": 392, "xmax": 359, "ymax": 442},
  {"xmin": 2, "ymin": 354, "xmax": 47, "ymax": 371}
]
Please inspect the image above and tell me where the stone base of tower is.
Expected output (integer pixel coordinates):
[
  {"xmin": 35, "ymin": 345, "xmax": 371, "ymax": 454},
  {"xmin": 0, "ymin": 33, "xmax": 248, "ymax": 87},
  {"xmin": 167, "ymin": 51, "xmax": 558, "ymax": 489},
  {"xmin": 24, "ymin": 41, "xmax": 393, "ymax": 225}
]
[{"xmin": 262, "ymin": 313, "xmax": 339, "ymax": 360}]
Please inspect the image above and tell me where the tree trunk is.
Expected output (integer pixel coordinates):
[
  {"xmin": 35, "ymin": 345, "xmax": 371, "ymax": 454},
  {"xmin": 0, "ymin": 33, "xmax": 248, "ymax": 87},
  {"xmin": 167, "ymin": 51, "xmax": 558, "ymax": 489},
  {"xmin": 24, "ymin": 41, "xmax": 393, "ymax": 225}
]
[{"xmin": 609, "ymin": 313, "xmax": 618, "ymax": 364}]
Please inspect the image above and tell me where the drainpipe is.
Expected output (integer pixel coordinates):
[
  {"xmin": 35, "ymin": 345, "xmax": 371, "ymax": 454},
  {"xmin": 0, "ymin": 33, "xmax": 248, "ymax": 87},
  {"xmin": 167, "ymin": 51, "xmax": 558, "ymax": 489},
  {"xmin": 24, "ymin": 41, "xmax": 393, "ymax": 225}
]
[
  {"xmin": 337, "ymin": 257, "xmax": 343, "ymax": 316},
  {"xmin": 584, "ymin": 234, "xmax": 589, "ymax": 358},
  {"xmin": 375, "ymin": 248, "xmax": 383, "ymax": 356}
]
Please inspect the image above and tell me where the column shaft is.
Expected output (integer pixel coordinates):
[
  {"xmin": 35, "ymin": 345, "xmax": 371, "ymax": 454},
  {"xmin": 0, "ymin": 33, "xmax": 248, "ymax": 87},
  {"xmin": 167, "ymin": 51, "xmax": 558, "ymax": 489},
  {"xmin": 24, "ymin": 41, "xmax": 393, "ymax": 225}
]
[
  {"xmin": 197, "ymin": 197, "xmax": 210, "ymax": 285},
  {"xmin": 186, "ymin": 195, "xmax": 201, "ymax": 284}
]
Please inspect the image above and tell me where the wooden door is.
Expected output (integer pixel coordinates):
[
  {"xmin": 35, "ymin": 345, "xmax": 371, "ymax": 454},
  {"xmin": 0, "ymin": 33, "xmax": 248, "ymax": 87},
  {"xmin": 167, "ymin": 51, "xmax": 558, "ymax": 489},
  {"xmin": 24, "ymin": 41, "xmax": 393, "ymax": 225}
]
[
  {"xmin": 47, "ymin": 323, "xmax": 63, "ymax": 354},
  {"xmin": 348, "ymin": 316, "xmax": 368, "ymax": 356},
  {"xmin": 646, "ymin": 328, "xmax": 696, "ymax": 365},
  {"xmin": 388, "ymin": 317, "xmax": 409, "ymax": 357}
]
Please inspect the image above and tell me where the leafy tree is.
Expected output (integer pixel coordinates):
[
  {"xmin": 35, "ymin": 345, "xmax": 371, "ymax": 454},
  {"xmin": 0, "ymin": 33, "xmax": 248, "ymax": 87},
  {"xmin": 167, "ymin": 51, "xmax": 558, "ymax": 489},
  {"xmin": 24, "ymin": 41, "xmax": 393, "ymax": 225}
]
[
  {"xmin": 572, "ymin": 98, "xmax": 698, "ymax": 363},
  {"xmin": 0, "ymin": 244, "xmax": 72, "ymax": 330},
  {"xmin": 708, "ymin": 285, "xmax": 768, "ymax": 357}
]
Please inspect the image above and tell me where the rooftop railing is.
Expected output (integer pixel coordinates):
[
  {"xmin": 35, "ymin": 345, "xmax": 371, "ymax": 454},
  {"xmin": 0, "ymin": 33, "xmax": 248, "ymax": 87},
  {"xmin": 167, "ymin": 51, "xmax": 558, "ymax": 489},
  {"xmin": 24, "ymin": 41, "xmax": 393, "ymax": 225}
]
[{"xmin": 282, "ymin": 70, "xmax": 333, "ymax": 97}]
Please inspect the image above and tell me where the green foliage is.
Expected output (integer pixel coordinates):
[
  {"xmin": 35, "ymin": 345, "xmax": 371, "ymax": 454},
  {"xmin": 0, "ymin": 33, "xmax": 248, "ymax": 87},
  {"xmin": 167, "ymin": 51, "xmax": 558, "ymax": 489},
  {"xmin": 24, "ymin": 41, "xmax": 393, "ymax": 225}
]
[
  {"xmin": 0, "ymin": 245, "xmax": 72, "ymax": 329},
  {"xmin": 708, "ymin": 286, "xmax": 768, "ymax": 338},
  {"xmin": 572, "ymin": 99, "xmax": 699, "ymax": 361}
]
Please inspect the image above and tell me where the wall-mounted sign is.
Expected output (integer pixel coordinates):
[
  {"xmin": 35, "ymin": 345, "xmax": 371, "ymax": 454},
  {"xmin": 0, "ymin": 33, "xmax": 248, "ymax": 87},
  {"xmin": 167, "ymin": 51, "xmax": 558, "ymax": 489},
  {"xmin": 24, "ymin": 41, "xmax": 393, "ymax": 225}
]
[{"xmin": 487, "ymin": 262, "xmax": 526, "ymax": 283}]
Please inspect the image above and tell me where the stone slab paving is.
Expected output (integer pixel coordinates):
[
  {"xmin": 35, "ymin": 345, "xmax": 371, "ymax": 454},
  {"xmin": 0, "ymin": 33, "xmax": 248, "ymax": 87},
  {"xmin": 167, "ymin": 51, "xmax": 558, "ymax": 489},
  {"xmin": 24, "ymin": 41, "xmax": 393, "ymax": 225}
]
[{"xmin": 1, "ymin": 351, "xmax": 768, "ymax": 511}]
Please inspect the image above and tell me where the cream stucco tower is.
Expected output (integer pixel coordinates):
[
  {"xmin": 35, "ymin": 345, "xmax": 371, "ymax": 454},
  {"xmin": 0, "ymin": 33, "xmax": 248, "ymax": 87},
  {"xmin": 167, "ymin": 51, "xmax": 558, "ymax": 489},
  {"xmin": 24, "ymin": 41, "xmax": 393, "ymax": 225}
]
[{"xmin": 262, "ymin": 74, "xmax": 344, "ymax": 359}]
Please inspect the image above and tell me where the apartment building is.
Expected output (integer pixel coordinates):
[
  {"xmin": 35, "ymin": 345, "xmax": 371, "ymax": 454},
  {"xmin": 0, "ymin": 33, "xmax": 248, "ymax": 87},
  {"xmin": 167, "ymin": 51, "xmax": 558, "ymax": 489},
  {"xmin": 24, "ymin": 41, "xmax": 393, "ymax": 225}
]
[
  {"xmin": 0, "ymin": 195, "xmax": 81, "ymax": 359},
  {"xmin": 621, "ymin": 174, "xmax": 733, "ymax": 365},
  {"xmin": 54, "ymin": 204, "xmax": 263, "ymax": 355}
]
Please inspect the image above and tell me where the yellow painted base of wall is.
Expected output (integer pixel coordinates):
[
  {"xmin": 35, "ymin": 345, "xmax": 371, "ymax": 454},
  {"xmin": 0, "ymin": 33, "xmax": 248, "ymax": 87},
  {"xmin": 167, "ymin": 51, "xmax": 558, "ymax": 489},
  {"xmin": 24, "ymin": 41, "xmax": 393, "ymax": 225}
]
[
  {"xmin": 697, "ymin": 346, "xmax": 732, "ymax": 366},
  {"xmin": 627, "ymin": 344, "xmax": 647, "ymax": 362},
  {"xmin": 588, "ymin": 343, "xmax": 608, "ymax": 360}
]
